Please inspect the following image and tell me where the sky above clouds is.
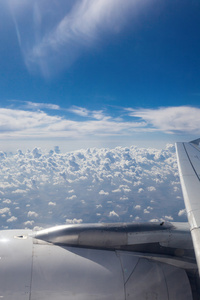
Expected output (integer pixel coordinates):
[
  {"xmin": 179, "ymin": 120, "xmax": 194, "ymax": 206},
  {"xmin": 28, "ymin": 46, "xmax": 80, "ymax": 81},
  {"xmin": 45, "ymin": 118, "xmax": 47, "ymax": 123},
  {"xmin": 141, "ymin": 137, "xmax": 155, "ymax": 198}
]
[{"xmin": 0, "ymin": 0, "xmax": 200, "ymax": 228}]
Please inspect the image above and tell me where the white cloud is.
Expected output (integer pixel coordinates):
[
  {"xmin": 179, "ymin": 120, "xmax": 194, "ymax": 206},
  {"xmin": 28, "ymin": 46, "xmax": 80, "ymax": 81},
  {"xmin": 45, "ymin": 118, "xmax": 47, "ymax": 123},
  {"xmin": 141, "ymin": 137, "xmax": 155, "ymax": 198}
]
[
  {"xmin": 12, "ymin": 189, "xmax": 27, "ymax": 194},
  {"xmin": 173, "ymin": 186, "xmax": 179, "ymax": 192},
  {"xmin": 0, "ymin": 208, "xmax": 10, "ymax": 214},
  {"xmin": 69, "ymin": 106, "xmax": 108, "ymax": 121},
  {"xmin": 33, "ymin": 226, "xmax": 44, "ymax": 231},
  {"xmin": 112, "ymin": 188, "xmax": 121, "ymax": 193},
  {"xmin": 134, "ymin": 205, "xmax": 141, "ymax": 210},
  {"xmin": 123, "ymin": 188, "xmax": 131, "ymax": 193},
  {"xmin": 24, "ymin": 220, "xmax": 35, "ymax": 226},
  {"xmin": 0, "ymin": 106, "xmax": 148, "ymax": 139},
  {"xmin": 48, "ymin": 201, "xmax": 56, "ymax": 206},
  {"xmin": 164, "ymin": 215, "xmax": 173, "ymax": 221},
  {"xmin": 109, "ymin": 210, "xmax": 119, "ymax": 218},
  {"xmin": 67, "ymin": 195, "xmax": 77, "ymax": 200},
  {"xmin": 22, "ymin": 101, "xmax": 60, "ymax": 110},
  {"xmin": 0, "ymin": 142, "xmax": 186, "ymax": 229},
  {"xmin": 147, "ymin": 186, "xmax": 156, "ymax": 192},
  {"xmin": 127, "ymin": 106, "xmax": 200, "ymax": 134},
  {"xmin": 7, "ymin": 216, "xmax": 17, "ymax": 222},
  {"xmin": 8, "ymin": 0, "xmax": 152, "ymax": 76},
  {"xmin": 96, "ymin": 204, "xmax": 102, "ymax": 208},
  {"xmin": 27, "ymin": 211, "xmax": 38, "ymax": 218},
  {"xmin": 178, "ymin": 209, "xmax": 186, "ymax": 217},
  {"xmin": 91, "ymin": 110, "xmax": 106, "ymax": 120},
  {"xmin": 120, "ymin": 196, "xmax": 128, "ymax": 201},
  {"xmin": 147, "ymin": 206, "xmax": 153, "ymax": 210},
  {"xmin": 3, "ymin": 104, "xmax": 199, "ymax": 140},
  {"xmin": 0, "ymin": 108, "xmax": 62, "ymax": 137},
  {"xmin": 66, "ymin": 218, "xmax": 83, "ymax": 224},
  {"xmin": 150, "ymin": 218, "xmax": 159, "ymax": 222},
  {"xmin": 99, "ymin": 190, "xmax": 109, "ymax": 195},
  {"xmin": 68, "ymin": 189, "xmax": 75, "ymax": 193},
  {"xmin": 3, "ymin": 199, "xmax": 11, "ymax": 204},
  {"xmin": 68, "ymin": 106, "xmax": 89, "ymax": 117}
]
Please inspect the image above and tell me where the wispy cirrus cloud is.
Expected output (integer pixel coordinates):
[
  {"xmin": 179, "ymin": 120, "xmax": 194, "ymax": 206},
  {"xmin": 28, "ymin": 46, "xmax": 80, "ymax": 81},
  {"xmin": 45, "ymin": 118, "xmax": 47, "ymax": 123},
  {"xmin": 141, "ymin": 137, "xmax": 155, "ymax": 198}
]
[
  {"xmin": 68, "ymin": 105, "xmax": 108, "ymax": 120},
  {"xmin": 127, "ymin": 106, "xmax": 200, "ymax": 134},
  {"xmin": 1, "ymin": 105, "xmax": 199, "ymax": 140},
  {"xmin": 11, "ymin": 100, "xmax": 60, "ymax": 111},
  {"xmin": 7, "ymin": 0, "xmax": 152, "ymax": 77},
  {"xmin": 0, "ymin": 106, "xmax": 147, "ymax": 139},
  {"xmin": 0, "ymin": 108, "xmax": 62, "ymax": 135},
  {"xmin": 68, "ymin": 106, "xmax": 89, "ymax": 117},
  {"xmin": 24, "ymin": 101, "xmax": 60, "ymax": 110}
]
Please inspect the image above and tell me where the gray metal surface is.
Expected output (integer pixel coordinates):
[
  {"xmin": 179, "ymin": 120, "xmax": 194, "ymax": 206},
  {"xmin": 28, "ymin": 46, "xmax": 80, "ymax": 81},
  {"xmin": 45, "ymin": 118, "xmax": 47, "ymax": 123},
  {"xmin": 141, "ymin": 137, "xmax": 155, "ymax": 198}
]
[
  {"xmin": 31, "ymin": 244, "xmax": 125, "ymax": 300},
  {"xmin": 0, "ymin": 227, "xmax": 195, "ymax": 299},
  {"xmin": 34, "ymin": 222, "xmax": 194, "ymax": 254},
  {"xmin": 176, "ymin": 142, "xmax": 200, "ymax": 227},
  {"xmin": 124, "ymin": 258, "xmax": 193, "ymax": 300},
  {"xmin": 176, "ymin": 141, "xmax": 200, "ymax": 274},
  {"xmin": 30, "ymin": 242, "xmax": 194, "ymax": 300},
  {"xmin": 0, "ymin": 230, "xmax": 32, "ymax": 299}
]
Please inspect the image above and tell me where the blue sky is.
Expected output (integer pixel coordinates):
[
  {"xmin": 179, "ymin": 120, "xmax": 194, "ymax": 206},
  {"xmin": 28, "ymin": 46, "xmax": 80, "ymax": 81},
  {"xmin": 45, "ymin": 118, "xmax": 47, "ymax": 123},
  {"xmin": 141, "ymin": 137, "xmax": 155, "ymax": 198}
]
[{"xmin": 0, "ymin": 0, "xmax": 200, "ymax": 151}]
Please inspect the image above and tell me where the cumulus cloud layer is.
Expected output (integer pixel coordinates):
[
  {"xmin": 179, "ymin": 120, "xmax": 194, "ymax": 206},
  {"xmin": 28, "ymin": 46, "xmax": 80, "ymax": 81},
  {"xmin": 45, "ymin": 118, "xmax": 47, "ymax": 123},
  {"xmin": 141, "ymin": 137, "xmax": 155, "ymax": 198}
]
[
  {"xmin": 0, "ymin": 143, "xmax": 186, "ymax": 230},
  {"xmin": 7, "ymin": 0, "xmax": 152, "ymax": 76}
]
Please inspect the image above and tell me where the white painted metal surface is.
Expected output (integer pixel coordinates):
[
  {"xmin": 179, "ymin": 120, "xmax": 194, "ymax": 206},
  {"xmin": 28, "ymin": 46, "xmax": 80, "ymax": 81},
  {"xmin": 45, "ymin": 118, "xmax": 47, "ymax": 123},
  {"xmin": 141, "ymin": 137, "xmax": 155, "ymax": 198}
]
[
  {"xmin": 34, "ymin": 222, "xmax": 193, "ymax": 252},
  {"xmin": 0, "ymin": 228, "xmax": 195, "ymax": 299},
  {"xmin": 176, "ymin": 141, "xmax": 200, "ymax": 275},
  {"xmin": 30, "ymin": 244, "xmax": 125, "ymax": 300},
  {"xmin": 124, "ymin": 258, "xmax": 193, "ymax": 300},
  {"xmin": 176, "ymin": 142, "xmax": 200, "ymax": 227},
  {"xmin": 0, "ymin": 230, "xmax": 32, "ymax": 299}
]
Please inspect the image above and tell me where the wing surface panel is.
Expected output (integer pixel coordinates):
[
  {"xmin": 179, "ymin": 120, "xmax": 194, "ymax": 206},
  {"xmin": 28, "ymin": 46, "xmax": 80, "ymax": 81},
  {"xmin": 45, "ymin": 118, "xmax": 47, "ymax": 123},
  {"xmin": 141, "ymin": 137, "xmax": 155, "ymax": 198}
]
[
  {"xmin": 176, "ymin": 142, "xmax": 200, "ymax": 226},
  {"xmin": 176, "ymin": 141, "xmax": 200, "ymax": 275},
  {"xmin": 183, "ymin": 143, "xmax": 200, "ymax": 178}
]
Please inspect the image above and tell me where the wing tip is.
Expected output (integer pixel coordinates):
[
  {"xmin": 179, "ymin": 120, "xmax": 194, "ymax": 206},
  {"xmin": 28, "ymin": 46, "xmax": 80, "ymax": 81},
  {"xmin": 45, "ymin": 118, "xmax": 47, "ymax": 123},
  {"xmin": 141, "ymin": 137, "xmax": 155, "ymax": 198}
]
[{"xmin": 190, "ymin": 138, "xmax": 200, "ymax": 145}]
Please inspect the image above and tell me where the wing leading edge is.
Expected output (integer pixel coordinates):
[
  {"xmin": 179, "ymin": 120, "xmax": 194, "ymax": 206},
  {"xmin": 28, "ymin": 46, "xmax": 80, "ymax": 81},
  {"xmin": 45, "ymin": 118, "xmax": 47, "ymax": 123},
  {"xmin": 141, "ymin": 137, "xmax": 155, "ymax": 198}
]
[{"xmin": 176, "ymin": 139, "xmax": 200, "ymax": 275}]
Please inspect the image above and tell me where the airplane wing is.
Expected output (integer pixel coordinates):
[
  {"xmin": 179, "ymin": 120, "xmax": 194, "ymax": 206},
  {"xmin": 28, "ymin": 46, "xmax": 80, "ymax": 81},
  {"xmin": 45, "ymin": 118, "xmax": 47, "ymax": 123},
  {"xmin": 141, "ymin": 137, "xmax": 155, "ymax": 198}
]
[
  {"xmin": 0, "ymin": 223, "xmax": 196, "ymax": 300},
  {"xmin": 176, "ymin": 138, "xmax": 200, "ymax": 275}
]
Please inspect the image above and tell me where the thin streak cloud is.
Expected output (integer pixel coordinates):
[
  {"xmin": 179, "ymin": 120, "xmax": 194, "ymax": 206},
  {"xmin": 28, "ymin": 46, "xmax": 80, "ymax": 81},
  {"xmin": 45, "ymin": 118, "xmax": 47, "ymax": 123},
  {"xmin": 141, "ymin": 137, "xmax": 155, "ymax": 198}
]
[
  {"xmin": 127, "ymin": 106, "xmax": 200, "ymax": 134},
  {"xmin": 0, "ymin": 106, "xmax": 148, "ymax": 139},
  {"xmin": 68, "ymin": 106, "xmax": 108, "ymax": 120},
  {"xmin": 68, "ymin": 106, "xmax": 89, "ymax": 117},
  {"xmin": 10, "ymin": 100, "xmax": 60, "ymax": 111},
  {"xmin": 8, "ymin": 0, "xmax": 153, "ymax": 77},
  {"xmin": 23, "ymin": 101, "xmax": 60, "ymax": 110},
  {"xmin": 1, "ymin": 105, "xmax": 199, "ymax": 140}
]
